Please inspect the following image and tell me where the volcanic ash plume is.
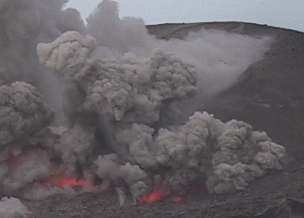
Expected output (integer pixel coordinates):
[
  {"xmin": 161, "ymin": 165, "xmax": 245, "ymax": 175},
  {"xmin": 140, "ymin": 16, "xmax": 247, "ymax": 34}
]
[
  {"xmin": 0, "ymin": 197, "xmax": 32, "ymax": 218},
  {"xmin": 0, "ymin": 82, "xmax": 54, "ymax": 146},
  {"xmin": 0, "ymin": 0, "xmax": 86, "ymax": 125},
  {"xmin": 0, "ymin": 0, "xmax": 286, "ymax": 207},
  {"xmin": 0, "ymin": 82, "xmax": 54, "ymax": 195},
  {"xmin": 35, "ymin": 30, "xmax": 286, "ymax": 204}
]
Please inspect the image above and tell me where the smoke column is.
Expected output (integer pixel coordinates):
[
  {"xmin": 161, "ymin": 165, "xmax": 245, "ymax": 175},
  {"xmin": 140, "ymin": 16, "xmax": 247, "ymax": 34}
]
[{"xmin": 0, "ymin": 0, "xmax": 285, "ymax": 206}]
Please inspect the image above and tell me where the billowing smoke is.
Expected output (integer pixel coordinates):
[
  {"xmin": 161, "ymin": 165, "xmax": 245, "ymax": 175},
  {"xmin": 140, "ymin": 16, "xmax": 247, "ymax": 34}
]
[
  {"xmin": 0, "ymin": 0, "xmax": 285, "ymax": 206},
  {"xmin": 0, "ymin": 197, "xmax": 32, "ymax": 218},
  {"xmin": 0, "ymin": 82, "xmax": 54, "ymax": 145},
  {"xmin": 0, "ymin": 0, "xmax": 86, "ymax": 124}
]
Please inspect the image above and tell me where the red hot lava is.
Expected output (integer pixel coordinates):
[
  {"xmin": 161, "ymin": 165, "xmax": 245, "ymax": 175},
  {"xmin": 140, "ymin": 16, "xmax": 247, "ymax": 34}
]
[
  {"xmin": 137, "ymin": 180, "xmax": 205, "ymax": 204},
  {"xmin": 41, "ymin": 175, "xmax": 99, "ymax": 190},
  {"xmin": 137, "ymin": 189, "xmax": 166, "ymax": 204},
  {"xmin": 137, "ymin": 189, "xmax": 183, "ymax": 204}
]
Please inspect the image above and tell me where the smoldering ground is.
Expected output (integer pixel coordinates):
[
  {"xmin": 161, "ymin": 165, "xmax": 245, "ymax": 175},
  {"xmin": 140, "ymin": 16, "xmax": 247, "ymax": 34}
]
[{"xmin": 0, "ymin": 0, "xmax": 286, "ymax": 216}]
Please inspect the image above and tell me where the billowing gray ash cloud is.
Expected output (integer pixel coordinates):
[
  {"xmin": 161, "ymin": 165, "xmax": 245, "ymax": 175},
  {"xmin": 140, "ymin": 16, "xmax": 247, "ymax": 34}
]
[{"xmin": 0, "ymin": 0, "xmax": 286, "ymax": 206}]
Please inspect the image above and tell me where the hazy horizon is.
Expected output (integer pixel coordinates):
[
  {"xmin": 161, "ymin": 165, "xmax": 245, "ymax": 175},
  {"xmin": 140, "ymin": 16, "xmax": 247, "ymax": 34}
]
[{"xmin": 66, "ymin": 0, "xmax": 304, "ymax": 33}]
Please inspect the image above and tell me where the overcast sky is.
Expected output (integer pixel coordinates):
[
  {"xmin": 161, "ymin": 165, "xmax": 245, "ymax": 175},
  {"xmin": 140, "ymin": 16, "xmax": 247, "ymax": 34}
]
[{"xmin": 66, "ymin": 0, "xmax": 304, "ymax": 32}]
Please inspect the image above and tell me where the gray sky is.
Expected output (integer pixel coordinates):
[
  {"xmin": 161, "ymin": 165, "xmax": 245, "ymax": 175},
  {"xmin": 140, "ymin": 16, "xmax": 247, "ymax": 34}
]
[{"xmin": 66, "ymin": 0, "xmax": 304, "ymax": 32}]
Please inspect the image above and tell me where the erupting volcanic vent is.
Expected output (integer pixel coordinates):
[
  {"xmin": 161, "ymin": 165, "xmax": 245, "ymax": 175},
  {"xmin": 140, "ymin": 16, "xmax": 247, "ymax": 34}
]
[
  {"xmin": 41, "ymin": 175, "xmax": 99, "ymax": 190},
  {"xmin": 137, "ymin": 189, "xmax": 169, "ymax": 204},
  {"xmin": 0, "ymin": 0, "xmax": 286, "ymax": 211}
]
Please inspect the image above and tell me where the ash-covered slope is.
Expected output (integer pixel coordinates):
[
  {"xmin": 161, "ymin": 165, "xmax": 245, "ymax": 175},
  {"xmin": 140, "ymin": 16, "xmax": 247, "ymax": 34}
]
[{"xmin": 148, "ymin": 21, "xmax": 304, "ymax": 157}]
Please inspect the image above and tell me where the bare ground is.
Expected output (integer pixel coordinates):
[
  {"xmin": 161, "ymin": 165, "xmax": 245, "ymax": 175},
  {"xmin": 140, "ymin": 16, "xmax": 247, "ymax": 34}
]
[{"xmin": 28, "ymin": 22, "xmax": 304, "ymax": 218}]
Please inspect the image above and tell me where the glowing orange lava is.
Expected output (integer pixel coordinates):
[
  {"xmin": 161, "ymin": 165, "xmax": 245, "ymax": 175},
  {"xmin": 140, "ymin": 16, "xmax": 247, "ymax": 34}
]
[
  {"xmin": 41, "ymin": 175, "xmax": 99, "ymax": 190},
  {"xmin": 137, "ymin": 189, "xmax": 166, "ymax": 204},
  {"xmin": 137, "ymin": 189, "xmax": 184, "ymax": 204}
]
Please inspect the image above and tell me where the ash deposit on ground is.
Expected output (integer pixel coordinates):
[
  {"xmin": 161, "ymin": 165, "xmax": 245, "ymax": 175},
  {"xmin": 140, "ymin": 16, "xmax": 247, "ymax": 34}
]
[{"xmin": 0, "ymin": 0, "xmax": 289, "ymax": 216}]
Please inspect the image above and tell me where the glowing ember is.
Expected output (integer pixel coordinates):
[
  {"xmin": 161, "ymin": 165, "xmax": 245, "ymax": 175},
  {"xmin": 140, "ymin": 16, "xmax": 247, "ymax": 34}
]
[
  {"xmin": 137, "ymin": 189, "xmax": 184, "ymax": 204},
  {"xmin": 41, "ymin": 175, "xmax": 99, "ymax": 190},
  {"xmin": 172, "ymin": 196, "xmax": 182, "ymax": 203},
  {"xmin": 137, "ymin": 189, "xmax": 166, "ymax": 204}
]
